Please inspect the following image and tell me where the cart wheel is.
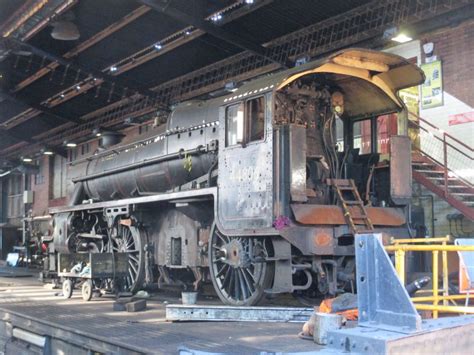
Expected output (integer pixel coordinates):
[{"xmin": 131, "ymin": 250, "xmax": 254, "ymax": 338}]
[
  {"xmin": 62, "ymin": 279, "xmax": 73, "ymax": 299},
  {"xmin": 82, "ymin": 280, "xmax": 93, "ymax": 301}
]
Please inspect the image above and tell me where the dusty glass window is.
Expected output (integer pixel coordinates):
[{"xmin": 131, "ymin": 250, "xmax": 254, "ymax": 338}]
[
  {"xmin": 226, "ymin": 103, "xmax": 244, "ymax": 146},
  {"xmin": 247, "ymin": 97, "xmax": 265, "ymax": 142}
]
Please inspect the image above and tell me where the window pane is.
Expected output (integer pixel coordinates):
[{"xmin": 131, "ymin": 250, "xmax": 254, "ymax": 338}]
[
  {"xmin": 247, "ymin": 97, "xmax": 265, "ymax": 142},
  {"xmin": 336, "ymin": 116, "xmax": 344, "ymax": 151},
  {"xmin": 377, "ymin": 114, "xmax": 397, "ymax": 154},
  {"xmin": 226, "ymin": 103, "xmax": 244, "ymax": 146},
  {"xmin": 353, "ymin": 119, "xmax": 372, "ymax": 154}
]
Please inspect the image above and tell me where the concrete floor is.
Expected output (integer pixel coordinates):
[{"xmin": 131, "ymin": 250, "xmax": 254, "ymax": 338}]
[{"xmin": 0, "ymin": 266, "xmax": 324, "ymax": 354}]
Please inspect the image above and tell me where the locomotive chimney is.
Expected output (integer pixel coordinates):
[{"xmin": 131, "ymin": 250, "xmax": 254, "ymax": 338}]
[{"xmin": 99, "ymin": 131, "xmax": 124, "ymax": 149}]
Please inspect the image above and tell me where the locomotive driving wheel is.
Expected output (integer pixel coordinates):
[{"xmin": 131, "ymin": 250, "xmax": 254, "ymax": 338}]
[
  {"xmin": 111, "ymin": 222, "xmax": 145, "ymax": 293},
  {"xmin": 209, "ymin": 224, "xmax": 274, "ymax": 306}
]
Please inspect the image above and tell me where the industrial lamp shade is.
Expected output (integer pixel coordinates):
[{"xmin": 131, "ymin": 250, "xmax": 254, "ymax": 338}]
[{"xmin": 51, "ymin": 21, "xmax": 80, "ymax": 41}]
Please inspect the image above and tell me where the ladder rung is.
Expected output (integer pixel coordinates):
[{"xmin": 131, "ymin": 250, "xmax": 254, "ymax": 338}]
[{"xmin": 338, "ymin": 187, "xmax": 355, "ymax": 191}]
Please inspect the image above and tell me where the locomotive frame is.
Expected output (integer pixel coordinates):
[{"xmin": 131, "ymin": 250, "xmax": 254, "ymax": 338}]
[{"xmin": 47, "ymin": 49, "xmax": 425, "ymax": 306}]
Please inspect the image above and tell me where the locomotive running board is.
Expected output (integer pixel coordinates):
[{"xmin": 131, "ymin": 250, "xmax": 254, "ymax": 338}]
[
  {"xmin": 49, "ymin": 187, "xmax": 217, "ymax": 214},
  {"xmin": 166, "ymin": 305, "xmax": 313, "ymax": 323}
]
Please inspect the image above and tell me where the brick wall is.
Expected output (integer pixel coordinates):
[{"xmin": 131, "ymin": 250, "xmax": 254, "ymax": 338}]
[
  {"xmin": 421, "ymin": 20, "xmax": 474, "ymax": 108},
  {"xmin": 419, "ymin": 20, "xmax": 474, "ymax": 149},
  {"xmin": 30, "ymin": 155, "xmax": 50, "ymax": 217}
]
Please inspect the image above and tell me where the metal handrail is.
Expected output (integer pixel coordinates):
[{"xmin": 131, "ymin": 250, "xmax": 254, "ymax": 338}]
[
  {"xmin": 409, "ymin": 112, "xmax": 473, "ymax": 154},
  {"xmin": 408, "ymin": 113, "xmax": 473, "ymax": 195},
  {"xmin": 386, "ymin": 236, "xmax": 474, "ymax": 319}
]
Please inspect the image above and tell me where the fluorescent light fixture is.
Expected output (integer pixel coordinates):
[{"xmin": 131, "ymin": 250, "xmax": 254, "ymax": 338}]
[
  {"xmin": 65, "ymin": 142, "xmax": 77, "ymax": 148},
  {"xmin": 22, "ymin": 157, "xmax": 33, "ymax": 162},
  {"xmin": 245, "ymin": 0, "xmax": 254, "ymax": 4},
  {"xmin": 41, "ymin": 148, "xmax": 54, "ymax": 155},
  {"xmin": 110, "ymin": 66, "xmax": 118, "ymax": 72},
  {"xmin": 154, "ymin": 43, "xmax": 162, "ymax": 50},
  {"xmin": 391, "ymin": 33, "xmax": 413, "ymax": 43}
]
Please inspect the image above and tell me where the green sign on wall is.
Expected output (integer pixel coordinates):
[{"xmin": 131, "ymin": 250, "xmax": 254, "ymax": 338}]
[{"xmin": 421, "ymin": 60, "xmax": 443, "ymax": 109}]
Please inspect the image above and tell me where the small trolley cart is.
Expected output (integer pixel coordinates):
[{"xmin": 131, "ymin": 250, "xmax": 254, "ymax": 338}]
[{"xmin": 58, "ymin": 252, "xmax": 128, "ymax": 301}]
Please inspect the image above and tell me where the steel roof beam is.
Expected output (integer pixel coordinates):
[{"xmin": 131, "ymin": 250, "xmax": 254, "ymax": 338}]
[
  {"xmin": 12, "ymin": 5, "xmax": 151, "ymax": 93},
  {"xmin": 0, "ymin": 127, "xmax": 36, "ymax": 145},
  {"xmin": 0, "ymin": 90, "xmax": 83, "ymax": 127},
  {"xmin": 140, "ymin": 0, "xmax": 290, "ymax": 68},
  {"xmin": 3, "ymin": 38, "xmax": 156, "ymax": 99}
]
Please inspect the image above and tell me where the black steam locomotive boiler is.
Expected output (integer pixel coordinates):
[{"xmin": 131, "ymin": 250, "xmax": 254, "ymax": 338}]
[{"xmin": 47, "ymin": 49, "xmax": 425, "ymax": 305}]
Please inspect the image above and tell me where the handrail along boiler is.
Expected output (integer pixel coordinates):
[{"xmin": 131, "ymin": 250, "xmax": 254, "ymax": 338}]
[{"xmin": 47, "ymin": 49, "xmax": 425, "ymax": 305}]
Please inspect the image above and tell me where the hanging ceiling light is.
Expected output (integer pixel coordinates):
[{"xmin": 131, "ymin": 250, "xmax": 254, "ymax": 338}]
[{"xmin": 51, "ymin": 20, "xmax": 80, "ymax": 41}]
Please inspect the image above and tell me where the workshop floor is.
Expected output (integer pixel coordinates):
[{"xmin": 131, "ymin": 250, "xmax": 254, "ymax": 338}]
[{"xmin": 0, "ymin": 266, "xmax": 324, "ymax": 354}]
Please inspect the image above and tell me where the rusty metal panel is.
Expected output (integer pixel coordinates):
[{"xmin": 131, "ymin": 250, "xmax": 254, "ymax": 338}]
[
  {"xmin": 390, "ymin": 135, "xmax": 412, "ymax": 205},
  {"xmin": 289, "ymin": 125, "xmax": 307, "ymax": 202},
  {"xmin": 291, "ymin": 204, "xmax": 405, "ymax": 226},
  {"xmin": 217, "ymin": 93, "xmax": 274, "ymax": 232}
]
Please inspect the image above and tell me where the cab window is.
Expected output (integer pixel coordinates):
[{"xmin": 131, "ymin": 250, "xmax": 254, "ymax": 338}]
[
  {"xmin": 247, "ymin": 97, "xmax": 265, "ymax": 142},
  {"xmin": 226, "ymin": 103, "xmax": 244, "ymax": 146},
  {"xmin": 225, "ymin": 96, "xmax": 265, "ymax": 147}
]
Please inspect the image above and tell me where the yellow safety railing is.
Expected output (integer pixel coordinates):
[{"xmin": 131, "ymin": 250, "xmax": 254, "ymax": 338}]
[{"xmin": 385, "ymin": 236, "xmax": 474, "ymax": 319}]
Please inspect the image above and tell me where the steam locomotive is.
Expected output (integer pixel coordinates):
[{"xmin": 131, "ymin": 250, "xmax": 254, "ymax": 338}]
[{"xmin": 47, "ymin": 49, "xmax": 425, "ymax": 305}]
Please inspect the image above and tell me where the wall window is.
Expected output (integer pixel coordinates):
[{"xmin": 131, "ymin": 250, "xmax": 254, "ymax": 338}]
[
  {"xmin": 81, "ymin": 143, "xmax": 90, "ymax": 156},
  {"xmin": 226, "ymin": 103, "xmax": 244, "ymax": 146},
  {"xmin": 34, "ymin": 159, "xmax": 45, "ymax": 185},
  {"xmin": 52, "ymin": 155, "xmax": 67, "ymax": 199},
  {"xmin": 139, "ymin": 124, "xmax": 150, "ymax": 135},
  {"xmin": 68, "ymin": 148, "xmax": 78, "ymax": 162},
  {"xmin": 7, "ymin": 174, "xmax": 22, "ymax": 219},
  {"xmin": 225, "ymin": 96, "xmax": 265, "ymax": 147}
]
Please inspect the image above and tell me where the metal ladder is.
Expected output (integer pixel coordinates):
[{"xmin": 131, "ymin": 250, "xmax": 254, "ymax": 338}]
[{"xmin": 329, "ymin": 178, "xmax": 374, "ymax": 234}]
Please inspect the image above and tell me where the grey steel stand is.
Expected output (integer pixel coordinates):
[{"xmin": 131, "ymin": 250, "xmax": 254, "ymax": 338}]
[{"xmin": 324, "ymin": 233, "xmax": 474, "ymax": 354}]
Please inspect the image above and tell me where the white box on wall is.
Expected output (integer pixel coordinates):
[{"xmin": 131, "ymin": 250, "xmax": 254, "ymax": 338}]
[{"xmin": 23, "ymin": 190, "xmax": 34, "ymax": 204}]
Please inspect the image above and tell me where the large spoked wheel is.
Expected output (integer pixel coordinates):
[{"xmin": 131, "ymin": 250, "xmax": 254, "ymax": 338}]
[
  {"xmin": 209, "ymin": 224, "xmax": 274, "ymax": 306},
  {"xmin": 111, "ymin": 222, "xmax": 145, "ymax": 293}
]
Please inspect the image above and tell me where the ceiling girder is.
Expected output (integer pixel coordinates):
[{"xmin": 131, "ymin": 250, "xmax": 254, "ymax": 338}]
[
  {"xmin": 1, "ymin": 0, "xmax": 472, "ymax": 159},
  {"xmin": 3, "ymin": 38, "xmax": 156, "ymax": 99},
  {"xmin": 0, "ymin": 90, "xmax": 83, "ymax": 126},
  {"xmin": 2, "ymin": 1, "xmax": 271, "ymax": 133},
  {"xmin": 140, "ymin": 0, "xmax": 290, "ymax": 68},
  {"xmin": 13, "ymin": 5, "xmax": 151, "ymax": 93}
]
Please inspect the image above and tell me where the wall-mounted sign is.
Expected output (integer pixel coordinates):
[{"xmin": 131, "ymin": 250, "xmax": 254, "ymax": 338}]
[
  {"xmin": 421, "ymin": 60, "xmax": 443, "ymax": 109},
  {"xmin": 449, "ymin": 111, "xmax": 474, "ymax": 126}
]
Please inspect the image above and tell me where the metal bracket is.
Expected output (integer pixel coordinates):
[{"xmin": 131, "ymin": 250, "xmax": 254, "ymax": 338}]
[
  {"xmin": 356, "ymin": 233, "xmax": 421, "ymax": 333},
  {"xmin": 104, "ymin": 205, "xmax": 130, "ymax": 228}
]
